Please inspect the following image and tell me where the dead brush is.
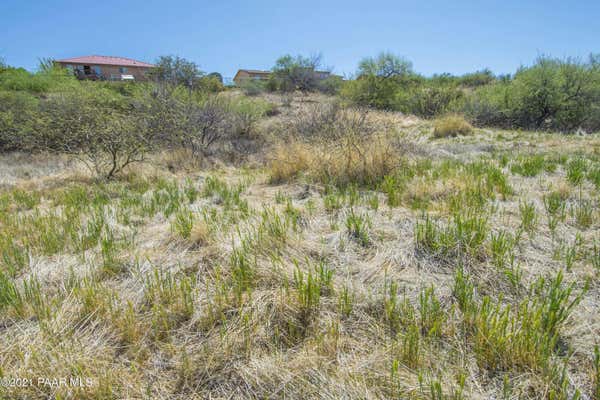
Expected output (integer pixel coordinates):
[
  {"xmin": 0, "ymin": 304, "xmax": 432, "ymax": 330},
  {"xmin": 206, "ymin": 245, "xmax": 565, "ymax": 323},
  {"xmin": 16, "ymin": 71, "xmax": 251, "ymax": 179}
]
[
  {"xmin": 269, "ymin": 101, "xmax": 403, "ymax": 187},
  {"xmin": 433, "ymin": 114, "xmax": 474, "ymax": 138},
  {"xmin": 268, "ymin": 141, "xmax": 313, "ymax": 183},
  {"xmin": 269, "ymin": 134, "xmax": 401, "ymax": 188},
  {"xmin": 317, "ymin": 135, "xmax": 400, "ymax": 187}
]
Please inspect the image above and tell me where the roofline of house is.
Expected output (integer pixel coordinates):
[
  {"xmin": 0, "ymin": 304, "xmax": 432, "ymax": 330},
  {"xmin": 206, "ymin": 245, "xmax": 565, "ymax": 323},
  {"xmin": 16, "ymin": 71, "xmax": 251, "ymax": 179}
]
[
  {"xmin": 55, "ymin": 57, "xmax": 154, "ymax": 68},
  {"xmin": 233, "ymin": 69, "xmax": 333, "ymax": 81}
]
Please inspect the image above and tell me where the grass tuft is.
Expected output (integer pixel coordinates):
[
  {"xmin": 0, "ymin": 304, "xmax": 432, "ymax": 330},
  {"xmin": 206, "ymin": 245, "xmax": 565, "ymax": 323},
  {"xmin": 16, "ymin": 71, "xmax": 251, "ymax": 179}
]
[{"xmin": 433, "ymin": 115, "xmax": 474, "ymax": 138}]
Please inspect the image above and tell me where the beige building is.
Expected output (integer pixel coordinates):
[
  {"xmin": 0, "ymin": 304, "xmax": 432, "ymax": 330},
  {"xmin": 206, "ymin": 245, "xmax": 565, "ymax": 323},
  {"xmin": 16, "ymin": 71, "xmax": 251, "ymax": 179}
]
[
  {"xmin": 55, "ymin": 55, "xmax": 154, "ymax": 81},
  {"xmin": 233, "ymin": 68, "xmax": 334, "ymax": 86},
  {"xmin": 233, "ymin": 69, "xmax": 272, "ymax": 86}
]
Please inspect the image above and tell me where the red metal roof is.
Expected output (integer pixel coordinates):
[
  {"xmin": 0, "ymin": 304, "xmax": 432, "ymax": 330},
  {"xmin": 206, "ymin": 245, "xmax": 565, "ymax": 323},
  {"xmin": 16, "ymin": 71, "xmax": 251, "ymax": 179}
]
[{"xmin": 55, "ymin": 55, "xmax": 154, "ymax": 68}]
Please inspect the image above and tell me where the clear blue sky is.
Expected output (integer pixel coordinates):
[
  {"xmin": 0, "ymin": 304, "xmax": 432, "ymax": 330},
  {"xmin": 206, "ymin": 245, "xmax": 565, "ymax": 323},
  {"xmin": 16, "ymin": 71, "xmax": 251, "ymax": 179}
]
[{"xmin": 2, "ymin": 0, "xmax": 599, "ymax": 79}]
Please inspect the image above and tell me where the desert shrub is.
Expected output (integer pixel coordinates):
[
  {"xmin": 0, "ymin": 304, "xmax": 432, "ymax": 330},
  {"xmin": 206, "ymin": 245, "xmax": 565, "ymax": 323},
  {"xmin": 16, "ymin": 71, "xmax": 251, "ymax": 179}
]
[
  {"xmin": 269, "ymin": 134, "xmax": 400, "ymax": 188},
  {"xmin": 464, "ymin": 55, "xmax": 600, "ymax": 132},
  {"xmin": 196, "ymin": 75, "xmax": 224, "ymax": 93},
  {"xmin": 342, "ymin": 53, "xmax": 466, "ymax": 116},
  {"xmin": 357, "ymin": 52, "xmax": 414, "ymax": 78},
  {"xmin": 148, "ymin": 55, "xmax": 203, "ymax": 89},
  {"xmin": 433, "ymin": 115, "xmax": 474, "ymax": 138},
  {"xmin": 462, "ymin": 82, "xmax": 514, "ymax": 128},
  {"xmin": 341, "ymin": 76, "xmax": 401, "ymax": 110},
  {"xmin": 0, "ymin": 68, "xmax": 51, "ymax": 92},
  {"xmin": 271, "ymin": 102, "xmax": 401, "ymax": 187},
  {"xmin": 177, "ymin": 96, "xmax": 236, "ymax": 155},
  {"xmin": 459, "ymin": 69, "xmax": 496, "ymax": 87},
  {"xmin": 0, "ymin": 63, "xmax": 77, "ymax": 94},
  {"xmin": 228, "ymin": 95, "xmax": 273, "ymax": 136},
  {"xmin": 342, "ymin": 53, "xmax": 600, "ymax": 132},
  {"xmin": 140, "ymin": 87, "xmax": 270, "ymax": 155},
  {"xmin": 36, "ymin": 91, "xmax": 152, "ymax": 179},
  {"xmin": 397, "ymin": 85, "xmax": 464, "ymax": 118},
  {"xmin": 239, "ymin": 79, "xmax": 266, "ymax": 96},
  {"xmin": 269, "ymin": 141, "xmax": 312, "ymax": 183},
  {"xmin": 271, "ymin": 54, "xmax": 326, "ymax": 92},
  {"xmin": 317, "ymin": 75, "xmax": 344, "ymax": 95},
  {"xmin": 342, "ymin": 52, "xmax": 419, "ymax": 110},
  {"xmin": 0, "ymin": 90, "xmax": 40, "ymax": 151},
  {"xmin": 288, "ymin": 100, "xmax": 374, "ymax": 140}
]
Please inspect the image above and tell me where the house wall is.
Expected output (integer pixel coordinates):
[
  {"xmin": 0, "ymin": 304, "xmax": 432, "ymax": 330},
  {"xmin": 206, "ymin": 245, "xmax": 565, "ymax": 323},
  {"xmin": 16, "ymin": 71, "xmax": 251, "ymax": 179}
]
[
  {"xmin": 56, "ymin": 62, "xmax": 151, "ymax": 81},
  {"xmin": 233, "ymin": 71, "xmax": 251, "ymax": 86},
  {"xmin": 233, "ymin": 71, "xmax": 271, "ymax": 86}
]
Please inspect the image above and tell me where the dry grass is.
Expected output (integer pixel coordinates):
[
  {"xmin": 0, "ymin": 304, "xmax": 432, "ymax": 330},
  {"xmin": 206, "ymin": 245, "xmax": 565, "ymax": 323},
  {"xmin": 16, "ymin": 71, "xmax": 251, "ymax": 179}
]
[
  {"xmin": 269, "ymin": 135, "xmax": 402, "ymax": 187},
  {"xmin": 268, "ymin": 141, "xmax": 313, "ymax": 183},
  {"xmin": 433, "ymin": 114, "xmax": 474, "ymax": 138},
  {"xmin": 0, "ymin": 93, "xmax": 599, "ymax": 399}
]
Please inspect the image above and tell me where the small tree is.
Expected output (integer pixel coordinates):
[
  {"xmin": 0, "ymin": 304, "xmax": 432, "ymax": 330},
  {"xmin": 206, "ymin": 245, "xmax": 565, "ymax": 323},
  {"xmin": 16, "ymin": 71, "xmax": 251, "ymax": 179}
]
[
  {"xmin": 511, "ymin": 56, "xmax": 597, "ymax": 130},
  {"xmin": 357, "ymin": 52, "xmax": 413, "ymax": 79},
  {"xmin": 78, "ymin": 113, "xmax": 150, "ymax": 179},
  {"xmin": 39, "ymin": 92, "xmax": 152, "ymax": 179},
  {"xmin": 459, "ymin": 69, "xmax": 496, "ymax": 87},
  {"xmin": 342, "ymin": 52, "xmax": 416, "ymax": 110},
  {"xmin": 179, "ymin": 97, "xmax": 233, "ymax": 156},
  {"xmin": 272, "ymin": 54, "xmax": 326, "ymax": 92},
  {"xmin": 149, "ymin": 55, "xmax": 204, "ymax": 89},
  {"xmin": 140, "ymin": 87, "xmax": 233, "ymax": 157},
  {"xmin": 0, "ymin": 91, "xmax": 39, "ymax": 151}
]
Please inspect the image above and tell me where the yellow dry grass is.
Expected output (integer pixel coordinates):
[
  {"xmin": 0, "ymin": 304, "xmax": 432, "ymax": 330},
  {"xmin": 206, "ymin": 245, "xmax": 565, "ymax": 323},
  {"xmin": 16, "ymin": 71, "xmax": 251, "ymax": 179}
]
[{"xmin": 433, "ymin": 114, "xmax": 474, "ymax": 138}]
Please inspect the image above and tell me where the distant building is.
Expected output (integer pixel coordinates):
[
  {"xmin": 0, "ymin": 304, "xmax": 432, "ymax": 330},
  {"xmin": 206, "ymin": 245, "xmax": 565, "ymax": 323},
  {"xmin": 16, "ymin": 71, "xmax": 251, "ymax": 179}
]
[
  {"xmin": 55, "ymin": 55, "xmax": 154, "ymax": 81},
  {"xmin": 233, "ymin": 69, "xmax": 272, "ymax": 86},
  {"xmin": 233, "ymin": 68, "xmax": 334, "ymax": 86}
]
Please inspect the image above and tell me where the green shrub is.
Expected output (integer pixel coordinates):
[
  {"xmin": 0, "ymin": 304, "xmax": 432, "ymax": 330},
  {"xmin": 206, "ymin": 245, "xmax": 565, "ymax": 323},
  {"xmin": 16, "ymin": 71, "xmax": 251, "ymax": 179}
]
[
  {"xmin": 397, "ymin": 85, "xmax": 464, "ymax": 118},
  {"xmin": 459, "ymin": 69, "xmax": 496, "ymax": 87},
  {"xmin": 464, "ymin": 56, "xmax": 600, "ymax": 132},
  {"xmin": 239, "ymin": 79, "xmax": 266, "ymax": 96}
]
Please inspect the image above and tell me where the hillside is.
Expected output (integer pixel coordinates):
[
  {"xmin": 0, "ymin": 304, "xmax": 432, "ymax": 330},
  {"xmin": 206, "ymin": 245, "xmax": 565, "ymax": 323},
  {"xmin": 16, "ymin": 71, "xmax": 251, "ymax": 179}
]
[{"xmin": 0, "ymin": 93, "xmax": 599, "ymax": 399}]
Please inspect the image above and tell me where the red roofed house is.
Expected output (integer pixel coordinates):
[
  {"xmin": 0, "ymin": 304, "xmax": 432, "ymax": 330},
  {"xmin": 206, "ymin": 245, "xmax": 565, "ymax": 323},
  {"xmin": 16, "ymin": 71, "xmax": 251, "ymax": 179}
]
[{"xmin": 55, "ymin": 55, "xmax": 154, "ymax": 81}]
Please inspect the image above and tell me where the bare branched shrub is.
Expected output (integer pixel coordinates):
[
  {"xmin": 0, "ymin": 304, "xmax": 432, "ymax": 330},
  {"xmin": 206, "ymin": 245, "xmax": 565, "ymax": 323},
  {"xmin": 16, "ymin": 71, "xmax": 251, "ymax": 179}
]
[
  {"xmin": 180, "ymin": 97, "xmax": 234, "ymax": 156},
  {"xmin": 143, "ymin": 89, "xmax": 238, "ymax": 157},
  {"xmin": 138, "ymin": 88, "xmax": 274, "ymax": 164},
  {"xmin": 39, "ymin": 93, "xmax": 152, "ymax": 179}
]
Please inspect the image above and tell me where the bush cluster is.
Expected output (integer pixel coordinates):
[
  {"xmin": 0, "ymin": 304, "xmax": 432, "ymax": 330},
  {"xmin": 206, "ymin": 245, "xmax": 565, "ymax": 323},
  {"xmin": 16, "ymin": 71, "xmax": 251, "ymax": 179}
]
[
  {"xmin": 342, "ymin": 53, "xmax": 600, "ymax": 133},
  {"xmin": 0, "ymin": 59, "xmax": 272, "ymax": 178}
]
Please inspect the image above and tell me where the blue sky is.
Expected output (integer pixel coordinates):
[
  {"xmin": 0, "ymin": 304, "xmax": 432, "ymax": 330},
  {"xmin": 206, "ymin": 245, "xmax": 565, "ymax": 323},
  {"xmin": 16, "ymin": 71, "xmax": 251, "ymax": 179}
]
[{"xmin": 1, "ymin": 0, "xmax": 599, "ymax": 79}]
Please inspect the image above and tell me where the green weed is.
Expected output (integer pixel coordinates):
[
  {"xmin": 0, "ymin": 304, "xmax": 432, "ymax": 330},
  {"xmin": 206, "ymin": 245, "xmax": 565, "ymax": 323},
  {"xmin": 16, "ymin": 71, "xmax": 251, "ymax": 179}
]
[
  {"xmin": 566, "ymin": 157, "xmax": 588, "ymax": 186},
  {"xmin": 519, "ymin": 201, "xmax": 538, "ymax": 234},
  {"xmin": 510, "ymin": 154, "xmax": 546, "ymax": 177},
  {"xmin": 171, "ymin": 208, "xmax": 195, "ymax": 239},
  {"xmin": 345, "ymin": 209, "xmax": 372, "ymax": 246}
]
